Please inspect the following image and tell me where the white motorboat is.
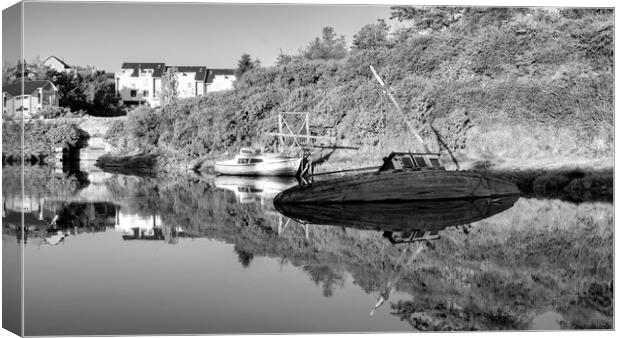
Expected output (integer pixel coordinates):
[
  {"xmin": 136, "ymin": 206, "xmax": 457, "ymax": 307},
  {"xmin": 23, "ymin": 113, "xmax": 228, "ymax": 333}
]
[{"xmin": 214, "ymin": 148, "xmax": 302, "ymax": 176}]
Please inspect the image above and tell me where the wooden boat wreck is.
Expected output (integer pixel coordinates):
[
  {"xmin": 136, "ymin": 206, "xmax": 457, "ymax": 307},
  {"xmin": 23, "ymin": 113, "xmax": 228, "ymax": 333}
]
[
  {"xmin": 214, "ymin": 147, "xmax": 302, "ymax": 176},
  {"xmin": 274, "ymin": 152, "xmax": 519, "ymax": 203}
]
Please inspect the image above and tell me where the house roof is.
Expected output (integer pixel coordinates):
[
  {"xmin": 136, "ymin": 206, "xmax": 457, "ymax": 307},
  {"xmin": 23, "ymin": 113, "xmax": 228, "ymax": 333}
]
[
  {"xmin": 206, "ymin": 69, "xmax": 235, "ymax": 83},
  {"xmin": 43, "ymin": 56, "xmax": 72, "ymax": 69},
  {"xmin": 2, "ymin": 80, "xmax": 54, "ymax": 96},
  {"xmin": 166, "ymin": 66, "xmax": 208, "ymax": 82},
  {"xmin": 120, "ymin": 62, "xmax": 166, "ymax": 77}
]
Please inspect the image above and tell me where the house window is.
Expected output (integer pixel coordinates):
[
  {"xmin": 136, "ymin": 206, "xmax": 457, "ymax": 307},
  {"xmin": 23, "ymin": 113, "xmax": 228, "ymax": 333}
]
[
  {"xmin": 130, "ymin": 90, "xmax": 137, "ymax": 97},
  {"xmin": 143, "ymin": 90, "xmax": 149, "ymax": 97}
]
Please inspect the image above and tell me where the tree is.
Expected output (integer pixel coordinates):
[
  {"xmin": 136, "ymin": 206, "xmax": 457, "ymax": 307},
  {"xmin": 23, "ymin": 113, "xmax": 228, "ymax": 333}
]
[
  {"xmin": 45, "ymin": 69, "xmax": 121, "ymax": 116},
  {"xmin": 352, "ymin": 19, "xmax": 391, "ymax": 50},
  {"xmin": 302, "ymin": 26, "xmax": 348, "ymax": 60},
  {"xmin": 161, "ymin": 66, "xmax": 178, "ymax": 105},
  {"xmin": 47, "ymin": 70, "xmax": 89, "ymax": 111},
  {"xmin": 82, "ymin": 71, "xmax": 117, "ymax": 115},
  {"xmin": 390, "ymin": 6, "xmax": 464, "ymax": 31},
  {"xmin": 275, "ymin": 49, "xmax": 294, "ymax": 66},
  {"xmin": 14, "ymin": 59, "xmax": 30, "ymax": 79},
  {"xmin": 3, "ymin": 59, "xmax": 39, "ymax": 84},
  {"xmin": 2, "ymin": 61, "xmax": 15, "ymax": 84},
  {"xmin": 235, "ymin": 53, "xmax": 255, "ymax": 78}
]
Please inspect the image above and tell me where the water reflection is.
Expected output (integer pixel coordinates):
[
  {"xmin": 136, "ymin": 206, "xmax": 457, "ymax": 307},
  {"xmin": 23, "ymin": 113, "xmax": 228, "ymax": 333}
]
[
  {"xmin": 2, "ymin": 165, "xmax": 613, "ymax": 334},
  {"xmin": 214, "ymin": 176, "xmax": 297, "ymax": 207},
  {"xmin": 275, "ymin": 195, "xmax": 519, "ymax": 243}
]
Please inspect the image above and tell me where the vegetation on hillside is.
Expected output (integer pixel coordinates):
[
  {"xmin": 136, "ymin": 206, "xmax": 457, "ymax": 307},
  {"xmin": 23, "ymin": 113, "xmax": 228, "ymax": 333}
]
[
  {"xmin": 2, "ymin": 120, "xmax": 86, "ymax": 162},
  {"xmin": 104, "ymin": 7, "xmax": 613, "ymax": 172}
]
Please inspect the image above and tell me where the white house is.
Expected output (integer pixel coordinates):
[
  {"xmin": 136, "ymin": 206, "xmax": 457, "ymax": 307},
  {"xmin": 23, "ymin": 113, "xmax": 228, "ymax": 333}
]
[
  {"xmin": 2, "ymin": 80, "xmax": 59, "ymax": 119},
  {"xmin": 206, "ymin": 69, "xmax": 236, "ymax": 93},
  {"xmin": 114, "ymin": 62, "xmax": 165, "ymax": 107},
  {"xmin": 166, "ymin": 65, "xmax": 209, "ymax": 99},
  {"xmin": 43, "ymin": 56, "xmax": 72, "ymax": 73}
]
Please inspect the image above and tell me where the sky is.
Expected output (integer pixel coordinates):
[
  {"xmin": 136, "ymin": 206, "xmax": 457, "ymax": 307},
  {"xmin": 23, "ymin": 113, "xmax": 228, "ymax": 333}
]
[
  {"xmin": 3, "ymin": 1, "xmax": 393, "ymax": 71},
  {"xmin": 3, "ymin": 0, "xmax": 612, "ymax": 72}
]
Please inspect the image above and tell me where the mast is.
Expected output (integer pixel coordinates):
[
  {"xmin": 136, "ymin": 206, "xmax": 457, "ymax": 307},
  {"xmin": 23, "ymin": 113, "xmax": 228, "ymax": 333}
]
[{"xmin": 370, "ymin": 65, "xmax": 431, "ymax": 153}]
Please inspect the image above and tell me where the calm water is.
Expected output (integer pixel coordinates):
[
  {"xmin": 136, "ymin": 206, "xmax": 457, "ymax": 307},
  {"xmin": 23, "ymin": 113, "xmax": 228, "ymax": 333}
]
[{"xmin": 2, "ymin": 165, "xmax": 613, "ymax": 335}]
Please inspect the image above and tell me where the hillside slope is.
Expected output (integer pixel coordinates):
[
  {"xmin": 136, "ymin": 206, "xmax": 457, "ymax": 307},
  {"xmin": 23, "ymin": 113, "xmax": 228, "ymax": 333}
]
[{"xmin": 106, "ymin": 7, "xmax": 613, "ymax": 172}]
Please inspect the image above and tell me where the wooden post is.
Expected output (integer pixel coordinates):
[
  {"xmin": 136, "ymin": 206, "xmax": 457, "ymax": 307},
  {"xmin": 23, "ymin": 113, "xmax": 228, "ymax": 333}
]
[
  {"xmin": 278, "ymin": 113, "xmax": 283, "ymax": 153},
  {"xmin": 305, "ymin": 112, "xmax": 310, "ymax": 145}
]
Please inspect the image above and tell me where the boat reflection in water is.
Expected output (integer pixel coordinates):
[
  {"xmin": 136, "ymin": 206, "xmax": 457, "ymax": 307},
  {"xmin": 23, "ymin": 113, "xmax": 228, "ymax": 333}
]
[
  {"xmin": 274, "ymin": 194, "xmax": 520, "ymax": 243},
  {"xmin": 276, "ymin": 194, "xmax": 520, "ymax": 315},
  {"xmin": 215, "ymin": 175, "xmax": 298, "ymax": 209}
]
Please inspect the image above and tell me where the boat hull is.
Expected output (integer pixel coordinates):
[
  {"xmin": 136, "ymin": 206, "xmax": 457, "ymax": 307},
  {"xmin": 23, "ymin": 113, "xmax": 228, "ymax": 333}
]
[
  {"xmin": 215, "ymin": 158, "xmax": 302, "ymax": 176},
  {"xmin": 274, "ymin": 170, "xmax": 519, "ymax": 203}
]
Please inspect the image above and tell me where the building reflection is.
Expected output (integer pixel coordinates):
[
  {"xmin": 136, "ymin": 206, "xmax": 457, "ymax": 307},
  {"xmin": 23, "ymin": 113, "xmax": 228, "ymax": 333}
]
[{"xmin": 114, "ymin": 206, "xmax": 187, "ymax": 244}]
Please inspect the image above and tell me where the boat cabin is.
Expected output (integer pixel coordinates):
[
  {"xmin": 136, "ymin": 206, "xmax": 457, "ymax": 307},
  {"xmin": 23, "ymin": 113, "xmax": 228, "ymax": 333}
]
[
  {"xmin": 239, "ymin": 147, "xmax": 261, "ymax": 155},
  {"xmin": 379, "ymin": 152, "xmax": 444, "ymax": 171},
  {"xmin": 236, "ymin": 148, "xmax": 264, "ymax": 164}
]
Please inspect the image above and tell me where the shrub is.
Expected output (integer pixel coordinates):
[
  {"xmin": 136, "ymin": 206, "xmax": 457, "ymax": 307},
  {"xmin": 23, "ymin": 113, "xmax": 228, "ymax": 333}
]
[
  {"xmin": 104, "ymin": 119, "xmax": 129, "ymax": 150},
  {"xmin": 2, "ymin": 120, "xmax": 85, "ymax": 160},
  {"xmin": 125, "ymin": 106, "xmax": 163, "ymax": 149},
  {"xmin": 30, "ymin": 106, "xmax": 86, "ymax": 119}
]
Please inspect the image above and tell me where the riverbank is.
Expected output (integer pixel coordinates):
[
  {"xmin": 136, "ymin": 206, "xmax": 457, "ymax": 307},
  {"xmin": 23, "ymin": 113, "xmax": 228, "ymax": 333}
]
[{"xmin": 94, "ymin": 148, "xmax": 613, "ymax": 204}]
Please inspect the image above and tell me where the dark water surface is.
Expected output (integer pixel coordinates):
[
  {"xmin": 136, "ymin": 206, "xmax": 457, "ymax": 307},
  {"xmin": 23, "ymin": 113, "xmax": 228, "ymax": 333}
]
[{"xmin": 2, "ymin": 165, "xmax": 613, "ymax": 335}]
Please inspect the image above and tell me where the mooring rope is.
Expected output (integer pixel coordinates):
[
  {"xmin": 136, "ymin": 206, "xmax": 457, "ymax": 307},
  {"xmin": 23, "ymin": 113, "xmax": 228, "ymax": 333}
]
[{"xmin": 311, "ymin": 165, "xmax": 381, "ymax": 176}]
